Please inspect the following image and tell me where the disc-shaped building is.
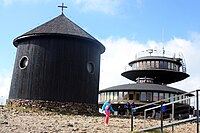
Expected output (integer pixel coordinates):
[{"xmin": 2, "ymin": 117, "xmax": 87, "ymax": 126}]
[
  {"xmin": 9, "ymin": 13, "xmax": 105, "ymax": 105},
  {"xmin": 99, "ymin": 49, "xmax": 190, "ymax": 106}
]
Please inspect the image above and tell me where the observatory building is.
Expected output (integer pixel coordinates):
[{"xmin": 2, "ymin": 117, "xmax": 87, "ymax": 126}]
[
  {"xmin": 99, "ymin": 48, "xmax": 190, "ymax": 113},
  {"xmin": 9, "ymin": 10, "xmax": 105, "ymax": 107}
]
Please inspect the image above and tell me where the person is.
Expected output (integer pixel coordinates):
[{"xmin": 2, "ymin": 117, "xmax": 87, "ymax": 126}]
[
  {"xmin": 102, "ymin": 99, "xmax": 115, "ymax": 126},
  {"xmin": 131, "ymin": 102, "xmax": 136, "ymax": 114},
  {"xmin": 125, "ymin": 101, "xmax": 131, "ymax": 115}
]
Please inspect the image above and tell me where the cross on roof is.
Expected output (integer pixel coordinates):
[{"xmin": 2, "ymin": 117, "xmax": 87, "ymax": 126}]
[{"xmin": 58, "ymin": 3, "xmax": 67, "ymax": 14}]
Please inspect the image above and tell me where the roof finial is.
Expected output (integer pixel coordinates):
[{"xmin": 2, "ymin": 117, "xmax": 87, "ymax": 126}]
[{"xmin": 58, "ymin": 3, "xmax": 67, "ymax": 15}]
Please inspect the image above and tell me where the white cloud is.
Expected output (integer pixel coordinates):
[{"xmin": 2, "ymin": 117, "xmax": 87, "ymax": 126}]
[
  {"xmin": 74, "ymin": 0, "xmax": 123, "ymax": 15},
  {"xmin": 0, "ymin": 71, "xmax": 11, "ymax": 105},
  {"xmin": 99, "ymin": 36, "xmax": 200, "ymax": 93}
]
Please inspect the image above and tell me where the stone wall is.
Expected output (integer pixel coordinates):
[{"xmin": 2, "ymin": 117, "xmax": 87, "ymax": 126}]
[{"xmin": 6, "ymin": 99, "xmax": 99, "ymax": 116}]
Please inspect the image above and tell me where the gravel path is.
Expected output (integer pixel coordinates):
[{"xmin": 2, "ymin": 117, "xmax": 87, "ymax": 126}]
[{"xmin": 0, "ymin": 107, "xmax": 197, "ymax": 133}]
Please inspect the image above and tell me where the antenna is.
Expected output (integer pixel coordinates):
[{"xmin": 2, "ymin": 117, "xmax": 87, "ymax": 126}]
[
  {"xmin": 162, "ymin": 46, "xmax": 165, "ymax": 56},
  {"xmin": 147, "ymin": 49, "xmax": 153, "ymax": 56}
]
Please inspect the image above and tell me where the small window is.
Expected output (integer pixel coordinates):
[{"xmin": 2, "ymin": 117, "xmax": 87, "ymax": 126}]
[
  {"xmin": 135, "ymin": 92, "xmax": 140, "ymax": 101},
  {"xmin": 147, "ymin": 92, "xmax": 152, "ymax": 102},
  {"xmin": 19, "ymin": 56, "xmax": 29, "ymax": 69},
  {"xmin": 156, "ymin": 61, "xmax": 159, "ymax": 68},
  {"xmin": 110, "ymin": 92, "xmax": 113, "ymax": 101},
  {"xmin": 159, "ymin": 93, "xmax": 164, "ymax": 100},
  {"xmin": 123, "ymin": 92, "xmax": 128, "ymax": 100},
  {"xmin": 119, "ymin": 92, "xmax": 123, "ymax": 101},
  {"xmin": 106, "ymin": 92, "xmax": 109, "ymax": 101},
  {"xmin": 141, "ymin": 92, "xmax": 146, "ymax": 101},
  {"xmin": 114, "ymin": 92, "xmax": 118, "ymax": 101},
  {"xmin": 87, "ymin": 62, "xmax": 95, "ymax": 74},
  {"xmin": 153, "ymin": 92, "xmax": 158, "ymax": 101}
]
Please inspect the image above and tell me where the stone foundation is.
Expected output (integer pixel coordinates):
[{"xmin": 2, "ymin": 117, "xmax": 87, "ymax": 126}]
[{"xmin": 6, "ymin": 99, "xmax": 99, "ymax": 116}]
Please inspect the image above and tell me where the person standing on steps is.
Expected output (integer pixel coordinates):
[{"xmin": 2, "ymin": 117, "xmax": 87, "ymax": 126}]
[{"xmin": 102, "ymin": 99, "xmax": 115, "ymax": 126}]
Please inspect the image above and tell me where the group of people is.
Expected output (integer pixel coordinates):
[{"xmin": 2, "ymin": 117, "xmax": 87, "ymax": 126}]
[
  {"xmin": 125, "ymin": 101, "xmax": 136, "ymax": 115},
  {"xmin": 101, "ymin": 99, "xmax": 136, "ymax": 126}
]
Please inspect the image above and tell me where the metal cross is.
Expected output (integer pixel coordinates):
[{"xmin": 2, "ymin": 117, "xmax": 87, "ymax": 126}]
[{"xmin": 58, "ymin": 3, "xmax": 67, "ymax": 14}]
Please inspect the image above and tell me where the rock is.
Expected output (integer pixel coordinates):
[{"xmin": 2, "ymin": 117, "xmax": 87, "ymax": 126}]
[
  {"xmin": 72, "ymin": 128, "xmax": 79, "ymax": 131},
  {"xmin": 1, "ymin": 121, "xmax": 8, "ymax": 124},
  {"xmin": 67, "ymin": 123, "xmax": 74, "ymax": 127}
]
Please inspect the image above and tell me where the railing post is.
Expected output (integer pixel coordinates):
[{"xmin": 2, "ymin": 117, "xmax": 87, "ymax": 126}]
[
  {"xmin": 196, "ymin": 90, "xmax": 199, "ymax": 133},
  {"xmin": 131, "ymin": 111, "xmax": 133, "ymax": 131},
  {"xmin": 160, "ymin": 101, "xmax": 163, "ymax": 133},
  {"xmin": 172, "ymin": 103, "xmax": 174, "ymax": 133},
  {"xmin": 144, "ymin": 110, "xmax": 146, "ymax": 129}
]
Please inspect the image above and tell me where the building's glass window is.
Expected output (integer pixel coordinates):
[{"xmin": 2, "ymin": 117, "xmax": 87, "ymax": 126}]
[
  {"xmin": 139, "ymin": 61, "xmax": 143, "ymax": 70},
  {"xmin": 153, "ymin": 92, "xmax": 158, "ymax": 101},
  {"xmin": 106, "ymin": 92, "xmax": 109, "ymax": 101},
  {"xmin": 156, "ymin": 61, "xmax": 159, "ymax": 69},
  {"xmin": 164, "ymin": 93, "xmax": 169, "ymax": 102},
  {"xmin": 168, "ymin": 62, "xmax": 171, "ymax": 70},
  {"xmin": 163, "ymin": 61, "xmax": 167, "ymax": 69},
  {"xmin": 147, "ymin": 92, "xmax": 152, "ymax": 102},
  {"xmin": 174, "ymin": 94, "xmax": 178, "ymax": 101},
  {"xmin": 179, "ymin": 95, "xmax": 183, "ymax": 103},
  {"xmin": 174, "ymin": 64, "xmax": 177, "ymax": 71},
  {"xmin": 137, "ymin": 62, "xmax": 140, "ymax": 70},
  {"xmin": 129, "ymin": 92, "xmax": 134, "ymax": 100},
  {"xmin": 119, "ymin": 92, "xmax": 123, "ymax": 101},
  {"xmin": 104, "ymin": 93, "xmax": 107, "ymax": 101},
  {"xmin": 182, "ymin": 95, "xmax": 186, "ymax": 103},
  {"xmin": 123, "ymin": 92, "xmax": 128, "ymax": 100},
  {"xmin": 135, "ymin": 92, "xmax": 140, "ymax": 101},
  {"xmin": 159, "ymin": 93, "xmax": 164, "ymax": 100},
  {"xmin": 132, "ymin": 63, "xmax": 136, "ymax": 70},
  {"xmin": 143, "ymin": 61, "xmax": 147, "ymax": 69},
  {"xmin": 186, "ymin": 96, "xmax": 190, "ymax": 104},
  {"xmin": 87, "ymin": 62, "xmax": 95, "ymax": 74},
  {"xmin": 171, "ymin": 63, "xmax": 174, "ymax": 70},
  {"xmin": 176, "ymin": 64, "xmax": 179, "ymax": 71},
  {"xmin": 141, "ymin": 92, "xmax": 146, "ymax": 101},
  {"xmin": 98, "ymin": 94, "xmax": 100, "ymax": 102},
  {"xmin": 170, "ymin": 93, "xmax": 175, "ymax": 102},
  {"xmin": 147, "ymin": 61, "xmax": 150, "ymax": 69},
  {"xmin": 114, "ymin": 92, "xmax": 118, "ymax": 101},
  {"xmin": 151, "ymin": 61, "xmax": 154, "ymax": 69},
  {"xmin": 100, "ymin": 93, "xmax": 105, "ymax": 102},
  {"xmin": 160, "ymin": 61, "xmax": 164, "ymax": 68},
  {"xmin": 110, "ymin": 92, "xmax": 113, "ymax": 101},
  {"xmin": 19, "ymin": 56, "xmax": 29, "ymax": 69}
]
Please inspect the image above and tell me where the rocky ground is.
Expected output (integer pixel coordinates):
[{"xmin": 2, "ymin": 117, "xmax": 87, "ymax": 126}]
[{"xmin": 0, "ymin": 106, "xmax": 197, "ymax": 133}]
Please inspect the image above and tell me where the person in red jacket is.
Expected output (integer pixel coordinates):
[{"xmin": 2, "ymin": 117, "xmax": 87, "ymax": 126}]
[{"xmin": 102, "ymin": 99, "xmax": 115, "ymax": 126}]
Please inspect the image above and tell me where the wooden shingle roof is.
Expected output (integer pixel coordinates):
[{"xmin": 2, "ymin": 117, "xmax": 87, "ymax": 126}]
[
  {"xmin": 99, "ymin": 83, "xmax": 187, "ymax": 94},
  {"xmin": 13, "ymin": 14, "xmax": 105, "ymax": 52}
]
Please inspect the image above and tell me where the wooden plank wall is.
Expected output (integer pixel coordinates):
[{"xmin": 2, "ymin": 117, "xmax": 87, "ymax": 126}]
[{"xmin": 9, "ymin": 36, "xmax": 103, "ymax": 104}]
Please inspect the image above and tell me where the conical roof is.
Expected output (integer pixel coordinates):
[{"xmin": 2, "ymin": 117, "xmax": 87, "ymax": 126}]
[{"xmin": 14, "ymin": 14, "xmax": 105, "ymax": 52}]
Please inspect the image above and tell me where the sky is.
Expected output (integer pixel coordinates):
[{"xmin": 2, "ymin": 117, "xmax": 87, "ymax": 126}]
[{"xmin": 1, "ymin": 0, "xmax": 200, "ymax": 104}]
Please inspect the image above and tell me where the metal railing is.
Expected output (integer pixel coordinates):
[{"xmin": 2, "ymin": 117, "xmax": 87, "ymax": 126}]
[{"xmin": 130, "ymin": 89, "xmax": 200, "ymax": 133}]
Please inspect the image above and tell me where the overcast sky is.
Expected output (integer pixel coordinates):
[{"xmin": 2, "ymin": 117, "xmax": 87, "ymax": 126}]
[{"xmin": 1, "ymin": 0, "xmax": 200, "ymax": 104}]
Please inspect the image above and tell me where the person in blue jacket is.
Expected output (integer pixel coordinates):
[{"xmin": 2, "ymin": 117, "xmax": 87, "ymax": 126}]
[
  {"xmin": 125, "ymin": 101, "xmax": 131, "ymax": 115},
  {"xmin": 102, "ymin": 99, "xmax": 115, "ymax": 126}
]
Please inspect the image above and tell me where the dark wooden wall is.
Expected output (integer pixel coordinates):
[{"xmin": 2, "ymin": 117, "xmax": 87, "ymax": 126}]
[{"xmin": 9, "ymin": 35, "xmax": 103, "ymax": 104}]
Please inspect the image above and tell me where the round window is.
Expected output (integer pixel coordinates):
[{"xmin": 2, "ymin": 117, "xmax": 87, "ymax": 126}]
[
  {"xmin": 87, "ymin": 62, "xmax": 95, "ymax": 74},
  {"xmin": 19, "ymin": 56, "xmax": 29, "ymax": 69}
]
